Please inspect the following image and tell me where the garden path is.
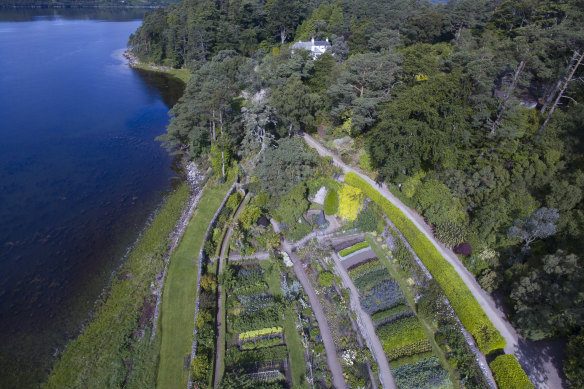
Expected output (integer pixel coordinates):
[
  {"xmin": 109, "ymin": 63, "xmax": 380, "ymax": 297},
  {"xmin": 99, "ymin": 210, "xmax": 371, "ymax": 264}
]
[
  {"xmin": 213, "ymin": 193, "xmax": 249, "ymax": 387},
  {"xmin": 303, "ymin": 133, "xmax": 563, "ymax": 389},
  {"xmin": 331, "ymin": 253, "xmax": 397, "ymax": 389},
  {"xmin": 272, "ymin": 220, "xmax": 347, "ymax": 389}
]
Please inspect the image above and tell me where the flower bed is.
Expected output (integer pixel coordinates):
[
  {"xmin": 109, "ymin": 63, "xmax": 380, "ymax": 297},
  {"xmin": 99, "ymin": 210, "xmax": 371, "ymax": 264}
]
[
  {"xmin": 339, "ymin": 241, "xmax": 369, "ymax": 257},
  {"xmin": 393, "ymin": 356, "xmax": 451, "ymax": 389},
  {"xmin": 238, "ymin": 327, "xmax": 283, "ymax": 342},
  {"xmin": 359, "ymin": 279, "xmax": 405, "ymax": 315},
  {"xmin": 344, "ymin": 172, "xmax": 506, "ymax": 354},
  {"xmin": 371, "ymin": 304, "xmax": 413, "ymax": 326}
]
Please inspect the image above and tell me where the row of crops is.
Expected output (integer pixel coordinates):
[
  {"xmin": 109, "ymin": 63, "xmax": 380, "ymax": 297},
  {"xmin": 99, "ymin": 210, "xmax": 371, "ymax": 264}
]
[
  {"xmin": 343, "ymin": 249, "xmax": 453, "ymax": 389},
  {"xmin": 224, "ymin": 261, "xmax": 290, "ymax": 387}
]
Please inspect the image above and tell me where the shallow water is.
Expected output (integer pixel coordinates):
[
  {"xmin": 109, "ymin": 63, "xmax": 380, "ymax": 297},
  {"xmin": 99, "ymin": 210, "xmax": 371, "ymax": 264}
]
[{"xmin": 0, "ymin": 8, "xmax": 183, "ymax": 386}]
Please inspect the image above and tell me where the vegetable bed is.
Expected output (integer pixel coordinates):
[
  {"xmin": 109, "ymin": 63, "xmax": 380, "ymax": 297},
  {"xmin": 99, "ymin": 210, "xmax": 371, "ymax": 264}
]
[
  {"xmin": 345, "ymin": 172, "xmax": 506, "ymax": 355},
  {"xmin": 339, "ymin": 241, "xmax": 370, "ymax": 257}
]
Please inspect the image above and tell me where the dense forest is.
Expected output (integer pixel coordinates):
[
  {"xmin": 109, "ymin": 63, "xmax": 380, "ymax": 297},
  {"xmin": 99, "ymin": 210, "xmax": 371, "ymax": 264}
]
[{"xmin": 129, "ymin": 0, "xmax": 584, "ymax": 386}]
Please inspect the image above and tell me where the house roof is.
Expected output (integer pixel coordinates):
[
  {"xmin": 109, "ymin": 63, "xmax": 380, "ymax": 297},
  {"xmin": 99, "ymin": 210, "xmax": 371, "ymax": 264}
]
[
  {"xmin": 291, "ymin": 40, "xmax": 331, "ymax": 49},
  {"xmin": 256, "ymin": 215, "xmax": 270, "ymax": 227}
]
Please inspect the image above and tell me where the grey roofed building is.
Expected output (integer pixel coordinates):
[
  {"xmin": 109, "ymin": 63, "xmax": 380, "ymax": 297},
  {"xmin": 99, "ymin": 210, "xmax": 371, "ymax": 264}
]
[{"xmin": 291, "ymin": 37, "xmax": 332, "ymax": 59}]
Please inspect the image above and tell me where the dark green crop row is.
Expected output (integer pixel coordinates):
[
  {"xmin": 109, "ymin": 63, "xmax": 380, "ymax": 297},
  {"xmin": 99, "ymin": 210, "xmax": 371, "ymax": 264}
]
[{"xmin": 345, "ymin": 172, "xmax": 506, "ymax": 355}]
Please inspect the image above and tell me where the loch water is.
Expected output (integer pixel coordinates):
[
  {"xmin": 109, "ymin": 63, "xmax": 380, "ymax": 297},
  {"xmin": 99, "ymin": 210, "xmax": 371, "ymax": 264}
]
[{"xmin": 0, "ymin": 8, "xmax": 183, "ymax": 386}]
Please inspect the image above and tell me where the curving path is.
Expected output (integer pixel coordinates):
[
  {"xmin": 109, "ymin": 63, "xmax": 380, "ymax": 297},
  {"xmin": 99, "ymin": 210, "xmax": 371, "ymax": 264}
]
[
  {"xmin": 303, "ymin": 133, "xmax": 563, "ymax": 389},
  {"xmin": 331, "ymin": 252, "xmax": 397, "ymax": 389},
  {"xmin": 213, "ymin": 192, "xmax": 249, "ymax": 387},
  {"xmin": 271, "ymin": 220, "xmax": 347, "ymax": 389}
]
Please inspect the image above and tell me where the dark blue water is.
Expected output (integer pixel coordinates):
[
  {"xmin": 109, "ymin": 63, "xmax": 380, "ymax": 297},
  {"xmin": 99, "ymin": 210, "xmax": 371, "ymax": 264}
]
[{"xmin": 0, "ymin": 9, "xmax": 184, "ymax": 386}]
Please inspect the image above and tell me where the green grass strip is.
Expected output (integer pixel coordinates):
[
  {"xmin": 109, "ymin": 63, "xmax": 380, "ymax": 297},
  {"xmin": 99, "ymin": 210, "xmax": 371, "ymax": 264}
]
[
  {"xmin": 284, "ymin": 307, "xmax": 308, "ymax": 388},
  {"xmin": 157, "ymin": 180, "xmax": 233, "ymax": 389},
  {"xmin": 46, "ymin": 184, "xmax": 190, "ymax": 388},
  {"xmin": 489, "ymin": 355, "xmax": 534, "ymax": 389},
  {"xmin": 339, "ymin": 241, "xmax": 369, "ymax": 257},
  {"xmin": 345, "ymin": 172, "xmax": 506, "ymax": 355}
]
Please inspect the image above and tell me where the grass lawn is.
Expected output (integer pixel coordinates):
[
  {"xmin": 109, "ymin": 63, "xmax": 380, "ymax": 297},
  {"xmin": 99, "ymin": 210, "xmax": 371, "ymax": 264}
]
[
  {"xmin": 132, "ymin": 62, "xmax": 191, "ymax": 84},
  {"xmin": 284, "ymin": 307, "xmax": 308, "ymax": 388},
  {"xmin": 156, "ymin": 179, "xmax": 233, "ymax": 389},
  {"xmin": 365, "ymin": 235, "xmax": 460, "ymax": 385}
]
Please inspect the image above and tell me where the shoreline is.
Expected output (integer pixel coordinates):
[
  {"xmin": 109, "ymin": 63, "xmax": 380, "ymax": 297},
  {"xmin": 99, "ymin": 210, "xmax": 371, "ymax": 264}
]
[
  {"xmin": 124, "ymin": 49, "xmax": 191, "ymax": 84},
  {"xmin": 46, "ymin": 160, "xmax": 206, "ymax": 386}
]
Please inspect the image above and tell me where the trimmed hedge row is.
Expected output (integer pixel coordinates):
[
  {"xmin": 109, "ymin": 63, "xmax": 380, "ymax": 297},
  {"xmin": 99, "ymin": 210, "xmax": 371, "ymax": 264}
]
[
  {"xmin": 489, "ymin": 355, "xmax": 534, "ymax": 389},
  {"xmin": 344, "ymin": 172, "xmax": 506, "ymax": 354},
  {"xmin": 339, "ymin": 241, "xmax": 369, "ymax": 257}
]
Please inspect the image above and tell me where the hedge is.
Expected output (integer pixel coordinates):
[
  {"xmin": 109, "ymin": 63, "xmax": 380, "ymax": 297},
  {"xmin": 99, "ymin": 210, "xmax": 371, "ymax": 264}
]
[
  {"xmin": 489, "ymin": 355, "xmax": 534, "ymax": 389},
  {"xmin": 239, "ymin": 327, "xmax": 283, "ymax": 341},
  {"xmin": 344, "ymin": 172, "xmax": 506, "ymax": 354},
  {"xmin": 339, "ymin": 241, "xmax": 369, "ymax": 257}
]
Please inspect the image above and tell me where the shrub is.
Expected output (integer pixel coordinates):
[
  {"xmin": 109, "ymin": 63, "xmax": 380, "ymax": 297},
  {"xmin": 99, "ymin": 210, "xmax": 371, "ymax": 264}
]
[
  {"xmin": 324, "ymin": 189, "xmax": 339, "ymax": 215},
  {"xmin": 355, "ymin": 206, "xmax": 378, "ymax": 232},
  {"xmin": 489, "ymin": 355, "xmax": 534, "ymax": 389},
  {"xmin": 338, "ymin": 184, "xmax": 364, "ymax": 221},
  {"xmin": 286, "ymin": 219, "xmax": 312, "ymax": 242},
  {"xmin": 345, "ymin": 172, "xmax": 506, "ymax": 354},
  {"xmin": 453, "ymin": 242, "xmax": 472, "ymax": 256},
  {"xmin": 318, "ymin": 271, "xmax": 334, "ymax": 287},
  {"xmin": 339, "ymin": 241, "xmax": 369, "ymax": 257}
]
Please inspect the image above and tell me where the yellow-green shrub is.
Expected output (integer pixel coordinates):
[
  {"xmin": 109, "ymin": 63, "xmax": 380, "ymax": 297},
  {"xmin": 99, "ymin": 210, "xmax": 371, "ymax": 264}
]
[
  {"xmin": 489, "ymin": 355, "xmax": 534, "ymax": 389},
  {"xmin": 338, "ymin": 184, "xmax": 364, "ymax": 221},
  {"xmin": 345, "ymin": 172, "xmax": 506, "ymax": 354},
  {"xmin": 238, "ymin": 326, "xmax": 282, "ymax": 341}
]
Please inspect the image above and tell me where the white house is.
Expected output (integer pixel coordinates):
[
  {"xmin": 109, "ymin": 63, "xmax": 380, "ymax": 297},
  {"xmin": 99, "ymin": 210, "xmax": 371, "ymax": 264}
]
[{"xmin": 291, "ymin": 37, "xmax": 332, "ymax": 59}]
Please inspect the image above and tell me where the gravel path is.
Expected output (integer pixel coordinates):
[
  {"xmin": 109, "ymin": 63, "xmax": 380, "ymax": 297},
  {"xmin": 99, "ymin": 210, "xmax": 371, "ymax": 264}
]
[
  {"xmin": 331, "ymin": 252, "xmax": 397, "ymax": 389},
  {"xmin": 272, "ymin": 220, "xmax": 347, "ymax": 389},
  {"xmin": 213, "ymin": 192, "xmax": 249, "ymax": 387},
  {"xmin": 303, "ymin": 133, "xmax": 564, "ymax": 389}
]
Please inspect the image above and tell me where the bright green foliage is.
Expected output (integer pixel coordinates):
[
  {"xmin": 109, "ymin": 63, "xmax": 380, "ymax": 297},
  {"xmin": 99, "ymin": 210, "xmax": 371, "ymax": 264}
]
[
  {"xmin": 324, "ymin": 189, "xmax": 339, "ymax": 215},
  {"xmin": 238, "ymin": 205, "xmax": 262, "ymax": 229},
  {"xmin": 318, "ymin": 271, "xmax": 334, "ymax": 287},
  {"xmin": 339, "ymin": 241, "xmax": 369, "ymax": 257},
  {"xmin": 489, "ymin": 355, "xmax": 534, "ymax": 389},
  {"xmin": 338, "ymin": 184, "xmax": 364, "ymax": 221},
  {"xmin": 239, "ymin": 327, "xmax": 283, "ymax": 341},
  {"xmin": 345, "ymin": 172, "xmax": 506, "ymax": 354},
  {"xmin": 225, "ymin": 192, "xmax": 242, "ymax": 211},
  {"xmin": 376, "ymin": 317, "xmax": 428, "ymax": 359},
  {"xmin": 191, "ymin": 353, "xmax": 210, "ymax": 382}
]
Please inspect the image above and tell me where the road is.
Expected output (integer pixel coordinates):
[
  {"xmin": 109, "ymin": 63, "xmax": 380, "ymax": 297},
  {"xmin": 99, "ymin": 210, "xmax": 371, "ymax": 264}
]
[
  {"xmin": 331, "ymin": 253, "xmax": 397, "ymax": 389},
  {"xmin": 303, "ymin": 133, "xmax": 564, "ymax": 389}
]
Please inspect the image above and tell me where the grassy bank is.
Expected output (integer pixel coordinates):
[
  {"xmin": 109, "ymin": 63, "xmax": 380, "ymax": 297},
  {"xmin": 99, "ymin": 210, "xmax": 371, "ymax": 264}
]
[
  {"xmin": 131, "ymin": 61, "xmax": 191, "ymax": 84},
  {"xmin": 156, "ymin": 179, "xmax": 233, "ymax": 389},
  {"xmin": 45, "ymin": 183, "xmax": 191, "ymax": 388}
]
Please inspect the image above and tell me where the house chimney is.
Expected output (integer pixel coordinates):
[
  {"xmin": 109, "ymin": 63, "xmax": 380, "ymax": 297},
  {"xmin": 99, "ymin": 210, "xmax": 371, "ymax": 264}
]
[
  {"xmin": 311, "ymin": 37, "xmax": 314, "ymax": 45},
  {"xmin": 326, "ymin": 37, "xmax": 329, "ymax": 42}
]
